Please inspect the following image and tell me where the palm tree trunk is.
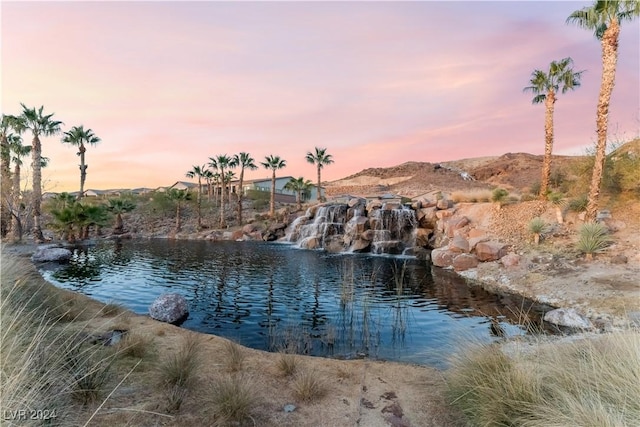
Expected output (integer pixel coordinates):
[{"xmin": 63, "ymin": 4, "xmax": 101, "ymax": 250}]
[
  {"xmin": 237, "ymin": 168, "xmax": 245, "ymax": 225},
  {"xmin": 586, "ymin": 20, "xmax": 620, "ymax": 222},
  {"xmin": 270, "ymin": 170, "xmax": 276, "ymax": 218},
  {"xmin": 79, "ymin": 144, "xmax": 86, "ymax": 199},
  {"xmin": 197, "ymin": 177, "xmax": 202, "ymax": 229},
  {"xmin": 31, "ymin": 135, "xmax": 45, "ymax": 242},
  {"xmin": 114, "ymin": 213, "xmax": 124, "ymax": 234},
  {"xmin": 219, "ymin": 166, "xmax": 226, "ymax": 228},
  {"xmin": 1, "ymin": 135, "xmax": 11, "ymax": 238},
  {"xmin": 316, "ymin": 165, "xmax": 322, "ymax": 201},
  {"xmin": 176, "ymin": 202, "xmax": 182, "ymax": 232},
  {"xmin": 539, "ymin": 91, "xmax": 556, "ymax": 198},
  {"xmin": 10, "ymin": 163, "xmax": 22, "ymax": 242},
  {"xmin": 296, "ymin": 190, "xmax": 302, "ymax": 211}
]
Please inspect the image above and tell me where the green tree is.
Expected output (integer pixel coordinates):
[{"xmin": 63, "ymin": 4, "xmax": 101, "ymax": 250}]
[
  {"xmin": 567, "ymin": 0, "xmax": 640, "ymax": 221},
  {"xmin": 305, "ymin": 147, "xmax": 333, "ymax": 202},
  {"xmin": 210, "ymin": 155, "xmax": 234, "ymax": 228},
  {"xmin": 78, "ymin": 204, "xmax": 110, "ymax": 239},
  {"xmin": 50, "ymin": 195, "xmax": 83, "ymax": 242},
  {"xmin": 524, "ymin": 58, "xmax": 583, "ymax": 198},
  {"xmin": 185, "ymin": 164, "xmax": 207, "ymax": 229},
  {"xmin": 261, "ymin": 155, "xmax": 287, "ymax": 218},
  {"xmin": 233, "ymin": 152, "xmax": 258, "ymax": 225},
  {"xmin": 8, "ymin": 136, "xmax": 31, "ymax": 241},
  {"xmin": 19, "ymin": 104, "xmax": 63, "ymax": 242},
  {"xmin": 1, "ymin": 114, "xmax": 23, "ymax": 237},
  {"xmin": 61, "ymin": 125, "xmax": 101, "ymax": 199},
  {"xmin": 107, "ymin": 198, "xmax": 136, "ymax": 234},
  {"xmin": 166, "ymin": 188, "xmax": 191, "ymax": 233},
  {"xmin": 284, "ymin": 177, "xmax": 313, "ymax": 211}
]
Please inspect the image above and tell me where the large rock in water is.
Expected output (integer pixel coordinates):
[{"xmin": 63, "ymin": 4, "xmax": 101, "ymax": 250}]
[
  {"xmin": 149, "ymin": 293, "xmax": 189, "ymax": 324},
  {"xmin": 543, "ymin": 308, "xmax": 593, "ymax": 330},
  {"xmin": 31, "ymin": 246, "xmax": 73, "ymax": 263}
]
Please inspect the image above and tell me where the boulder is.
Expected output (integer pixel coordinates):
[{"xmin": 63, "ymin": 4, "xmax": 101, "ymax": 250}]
[
  {"xmin": 31, "ymin": 246, "xmax": 73, "ymax": 263},
  {"xmin": 543, "ymin": 308, "xmax": 593, "ymax": 330},
  {"xmin": 468, "ymin": 228, "xmax": 486, "ymax": 238},
  {"xmin": 417, "ymin": 207, "xmax": 438, "ymax": 228},
  {"xmin": 149, "ymin": 293, "xmax": 189, "ymax": 324},
  {"xmin": 242, "ymin": 223, "xmax": 259, "ymax": 234},
  {"xmin": 468, "ymin": 236, "xmax": 489, "ymax": 251},
  {"xmin": 415, "ymin": 228, "xmax": 434, "ymax": 247},
  {"xmin": 610, "ymin": 254, "xmax": 628, "ymax": 264},
  {"xmin": 348, "ymin": 197, "xmax": 365, "ymax": 208},
  {"xmin": 382, "ymin": 202, "xmax": 402, "ymax": 211},
  {"xmin": 445, "ymin": 217, "xmax": 470, "ymax": 238},
  {"xmin": 436, "ymin": 198, "xmax": 451, "ymax": 210},
  {"xmin": 449, "ymin": 235, "xmax": 470, "ymax": 253},
  {"xmin": 231, "ymin": 230, "xmax": 244, "ymax": 240},
  {"xmin": 367, "ymin": 200, "xmax": 383, "ymax": 211},
  {"xmin": 300, "ymin": 237, "xmax": 320, "ymax": 250},
  {"xmin": 435, "ymin": 209, "xmax": 455, "ymax": 220},
  {"xmin": 453, "ymin": 254, "xmax": 479, "ymax": 271},
  {"xmin": 500, "ymin": 253, "xmax": 521, "ymax": 268},
  {"xmin": 475, "ymin": 241, "xmax": 508, "ymax": 262},
  {"xmin": 350, "ymin": 238, "xmax": 371, "ymax": 253},
  {"xmin": 431, "ymin": 248, "xmax": 454, "ymax": 268}
]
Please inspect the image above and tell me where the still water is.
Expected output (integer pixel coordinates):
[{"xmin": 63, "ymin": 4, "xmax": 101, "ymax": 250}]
[{"xmin": 41, "ymin": 239, "xmax": 546, "ymax": 369}]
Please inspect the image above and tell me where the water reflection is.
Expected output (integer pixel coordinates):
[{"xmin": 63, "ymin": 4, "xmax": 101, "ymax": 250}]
[{"xmin": 41, "ymin": 239, "xmax": 550, "ymax": 369}]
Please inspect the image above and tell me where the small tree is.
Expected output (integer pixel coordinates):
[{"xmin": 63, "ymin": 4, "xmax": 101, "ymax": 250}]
[
  {"xmin": 107, "ymin": 198, "xmax": 136, "ymax": 234},
  {"xmin": 167, "ymin": 188, "xmax": 191, "ymax": 233},
  {"xmin": 284, "ymin": 177, "xmax": 313, "ymax": 211}
]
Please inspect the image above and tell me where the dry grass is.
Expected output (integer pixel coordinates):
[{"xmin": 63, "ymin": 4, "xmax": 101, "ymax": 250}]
[
  {"xmin": 101, "ymin": 301, "xmax": 126, "ymax": 317},
  {"xmin": 276, "ymin": 352, "xmax": 298, "ymax": 377},
  {"xmin": 222, "ymin": 339, "xmax": 245, "ymax": 373},
  {"xmin": 450, "ymin": 189, "xmax": 493, "ymax": 203},
  {"xmin": 208, "ymin": 374, "xmax": 256, "ymax": 426},
  {"xmin": 446, "ymin": 330, "xmax": 640, "ymax": 426},
  {"xmin": 156, "ymin": 332, "xmax": 202, "ymax": 412},
  {"xmin": 116, "ymin": 332, "xmax": 153, "ymax": 359},
  {"xmin": 291, "ymin": 369, "xmax": 327, "ymax": 402}
]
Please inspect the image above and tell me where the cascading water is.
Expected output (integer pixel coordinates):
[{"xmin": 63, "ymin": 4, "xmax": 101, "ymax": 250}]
[{"xmin": 285, "ymin": 202, "xmax": 418, "ymax": 255}]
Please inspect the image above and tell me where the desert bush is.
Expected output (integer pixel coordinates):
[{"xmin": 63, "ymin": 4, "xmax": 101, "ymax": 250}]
[
  {"xmin": 222, "ymin": 340, "xmax": 245, "ymax": 373},
  {"xmin": 447, "ymin": 331, "xmax": 640, "ymax": 426},
  {"xmin": 491, "ymin": 188, "xmax": 509, "ymax": 204},
  {"xmin": 156, "ymin": 332, "xmax": 201, "ymax": 389},
  {"xmin": 528, "ymin": 217, "xmax": 548, "ymax": 245},
  {"xmin": 209, "ymin": 374, "xmax": 255, "ymax": 425},
  {"xmin": 450, "ymin": 190, "xmax": 493, "ymax": 203},
  {"xmin": 528, "ymin": 180, "xmax": 541, "ymax": 197},
  {"xmin": 520, "ymin": 193, "xmax": 537, "ymax": 202},
  {"xmin": 291, "ymin": 370, "xmax": 327, "ymax": 402},
  {"xmin": 276, "ymin": 352, "xmax": 298, "ymax": 377},
  {"xmin": 576, "ymin": 222, "xmax": 613, "ymax": 260},
  {"xmin": 568, "ymin": 194, "xmax": 589, "ymax": 212}
]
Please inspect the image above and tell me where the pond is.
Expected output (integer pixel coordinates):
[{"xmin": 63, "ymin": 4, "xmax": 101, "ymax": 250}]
[{"xmin": 40, "ymin": 239, "xmax": 548, "ymax": 369}]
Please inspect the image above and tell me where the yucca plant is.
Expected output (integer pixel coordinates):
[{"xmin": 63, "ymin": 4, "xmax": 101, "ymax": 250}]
[
  {"xmin": 491, "ymin": 188, "xmax": 509, "ymax": 207},
  {"xmin": 528, "ymin": 217, "xmax": 549, "ymax": 245},
  {"xmin": 577, "ymin": 222, "xmax": 612, "ymax": 261}
]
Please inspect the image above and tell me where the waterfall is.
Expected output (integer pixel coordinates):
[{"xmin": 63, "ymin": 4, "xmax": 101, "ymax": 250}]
[{"xmin": 370, "ymin": 205, "xmax": 417, "ymax": 255}]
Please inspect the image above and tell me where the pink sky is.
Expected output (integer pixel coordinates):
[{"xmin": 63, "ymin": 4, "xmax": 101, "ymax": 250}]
[{"xmin": 2, "ymin": 1, "xmax": 638, "ymax": 193}]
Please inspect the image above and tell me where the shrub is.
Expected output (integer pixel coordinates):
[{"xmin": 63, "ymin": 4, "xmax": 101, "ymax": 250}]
[
  {"xmin": 447, "ymin": 331, "xmax": 640, "ymax": 426},
  {"xmin": 291, "ymin": 370, "xmax": 327, "ymax": 402},
  {"xmin": 222, "ymin": 340, "xmax": 245, "ymax": 373},
  {"xmin": 209, "ymin": 375, "xmax": 255, "ymax": 425},
  {"xmin": 157, "ymin": 333, "xmax": 201, "ymax": 389},
  {"xmin": 528, "ymin": 217, "xmax": 548, "ymax": 245},
  {"xmin": 528, "ymin": 180, "xmax": 541, "ymax": 197},
  {"xmin": 576, "ymin": 222, "xmax": 613, "ymax": 260},
  {"xmin": 491, "ymin": 188, "xmax": 509, "ymax": 203},
  {"xmin": 568, "ymin": 194, "xmax": 589, "ymax": 212},
  {"xmin": 116, "ymin": 333, "xmax": 153, "ymax": 359},
  {"xmin": 276, "ymin": 352, "xmax": 298, "ymax": 377}
]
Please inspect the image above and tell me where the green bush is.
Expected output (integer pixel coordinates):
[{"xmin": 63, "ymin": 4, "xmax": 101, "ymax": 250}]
[
  {"xmin": 576, "ymin": 222, "xmax": 612, "ymax": 259},
  {"xmin": 568, "ymin": 195, "xmax": 588, "ymax": 212},
  {"xmin": 491, "ymin": 188, "xmax": 509, "ymax": 203}
]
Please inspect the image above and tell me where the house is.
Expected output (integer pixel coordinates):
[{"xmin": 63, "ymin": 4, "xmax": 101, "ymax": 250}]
[
  {"xmin": 241, "ymin": 176, "xmax": 325, "ymax": 202},
  {"xmin": 167, "ymin": 181, "xmax": 198, "ymax": 191}
]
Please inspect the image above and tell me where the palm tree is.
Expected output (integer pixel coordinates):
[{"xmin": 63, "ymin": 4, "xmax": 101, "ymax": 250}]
[
  {"xmin": 185, "ymin": 164, "xmax": 207, "ymax": 229},
  {"xmin": 284, "ymin": 177, "xmax": 313, "ymax": 211},
  {"xmin": 1, "ymin": 114, "xmax": 23, "ymax": 237},
  {"xmin": 166, "ymin": 188, "xmax": 191, "ymax": 233},
  {"xmin": 305, "ymin": 147, "xmax": 334, "ymax": 202},
  {"xmin": 223, "ymin": 170, "xmax": 236, "ymax": 200},
  {"xmin": 233, "ymin": 152, "xmax": 258, "ymax": 225},
  {"xmin": 8, "ymin": 136, "xmax": 31, "ymax": 241},
  {"xmin": 211, "ymin": 154, "xmax": 233, "ymax": 228},
  {"xmin": 524, "ymin": 58, "xmax": 583, "ymax": 198},
  {"xmin": 61, "ymin": 125, "xmax": 101, "ymax": 199},
  {"xmin": 567, "ymin": 0, "xmax": 640, "ymax": 221},
  {"xmin": 261, "ymin": 155, "xmax": 287, "ymax": 218},
  {"xmin": 107, "ymin": 198, "xmax": 136, "ymax": 234},
  {"xmin": 202, "ymin": 168, "xmax": 214, "ymax": 202},
  {"xmin": 78, "ymin": 204, "xmax": 110, "ymax": 240},
  {"xmin": 19, "ymin": 104, "xmax": 62, "ymax": 242}
]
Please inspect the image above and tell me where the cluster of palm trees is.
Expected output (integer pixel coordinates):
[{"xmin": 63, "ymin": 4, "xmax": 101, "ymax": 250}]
[
  {"xmin": 1, "ymin": 104, "xmax": 101, "ymax": 242},
  {"xmin": 185, "ymin": 148, "xmax": 334, "ymax": 228},
  {"xmin": 525, "ymin": 1, "xmax": 638, "ymax": 222}
]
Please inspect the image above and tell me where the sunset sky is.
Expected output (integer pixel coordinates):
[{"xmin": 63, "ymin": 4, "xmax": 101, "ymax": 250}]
[{"xmin": 2, "ymin": 1, "xmax": 639, "ymax": 193}]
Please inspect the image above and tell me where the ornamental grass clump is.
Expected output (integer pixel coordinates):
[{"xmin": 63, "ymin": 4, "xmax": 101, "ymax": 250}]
[
  {"xmin": 528, "ymin": 217, "xmax": 549, "ymax": 245},
  {"xmin": 156, "ymin": 332, "xmax": 201, "ymax": 412},
  {"xmin": 447, "ymin": 330, "xmax": 640, "ymax": 426},
  {"xmin": 576, "ymin": 222, "xmax": 613, "ymax": 260},
  {"xmin": 291, "ymin": 369, "xmax": 327, "ymax": 402},
  {"xmin": 491, "ymin": 188, "xmax": 509, "ymax": 205},
  {"xmin": 208, "ymin": 374, "xmax": 255, "ymax": 426}
]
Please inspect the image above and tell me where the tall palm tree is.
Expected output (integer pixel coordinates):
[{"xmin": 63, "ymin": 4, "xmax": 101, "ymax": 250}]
[
  {"xmin": 1, "ymin": 114, "xmax": 23, "ymax": 237},
  {"xmin": 261, "ymin": 155, "xmax": 287, "ymax": 218},
  {"xmin": 202, "ymin": 168, "xmax": 214, "ymax": 202},
  {"xmin": 567, "ymin": 0, "xmax": 640, "ymax": 221},
  {"xmin": 19, "ymin": 104, "xmax": 62, "ymax": 242},
  {"xmin": 524, "ymin": 58, "xmax": 583, "ymax": 198},
  {"xmin": 211, "ymin": 154, "xmax": 233, "ymax": 228},
  {"xmin": 8, "ymin": 135, "xmax": 30, "ymax": 241},
  {"xmin": 305, "ymin": 147, "xmax": 334, "ymax": 202},
  {"xmin": 185, "ymin": 164, "xmax": 207, "ymax": 229},
  {"xmin": 167, "ymin": 188, "xmax": 191, "ymax": 233},
  {"xmin": 233, "ymin": 152, "xmax": 258, "ymax": 225},
  {"xmin": 61, "ymin": 125, "xmax": 101, "ymax": 199},
  {"xmin": 284, "ymin": 176, "xmax": 313, "ymax": 211}
]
